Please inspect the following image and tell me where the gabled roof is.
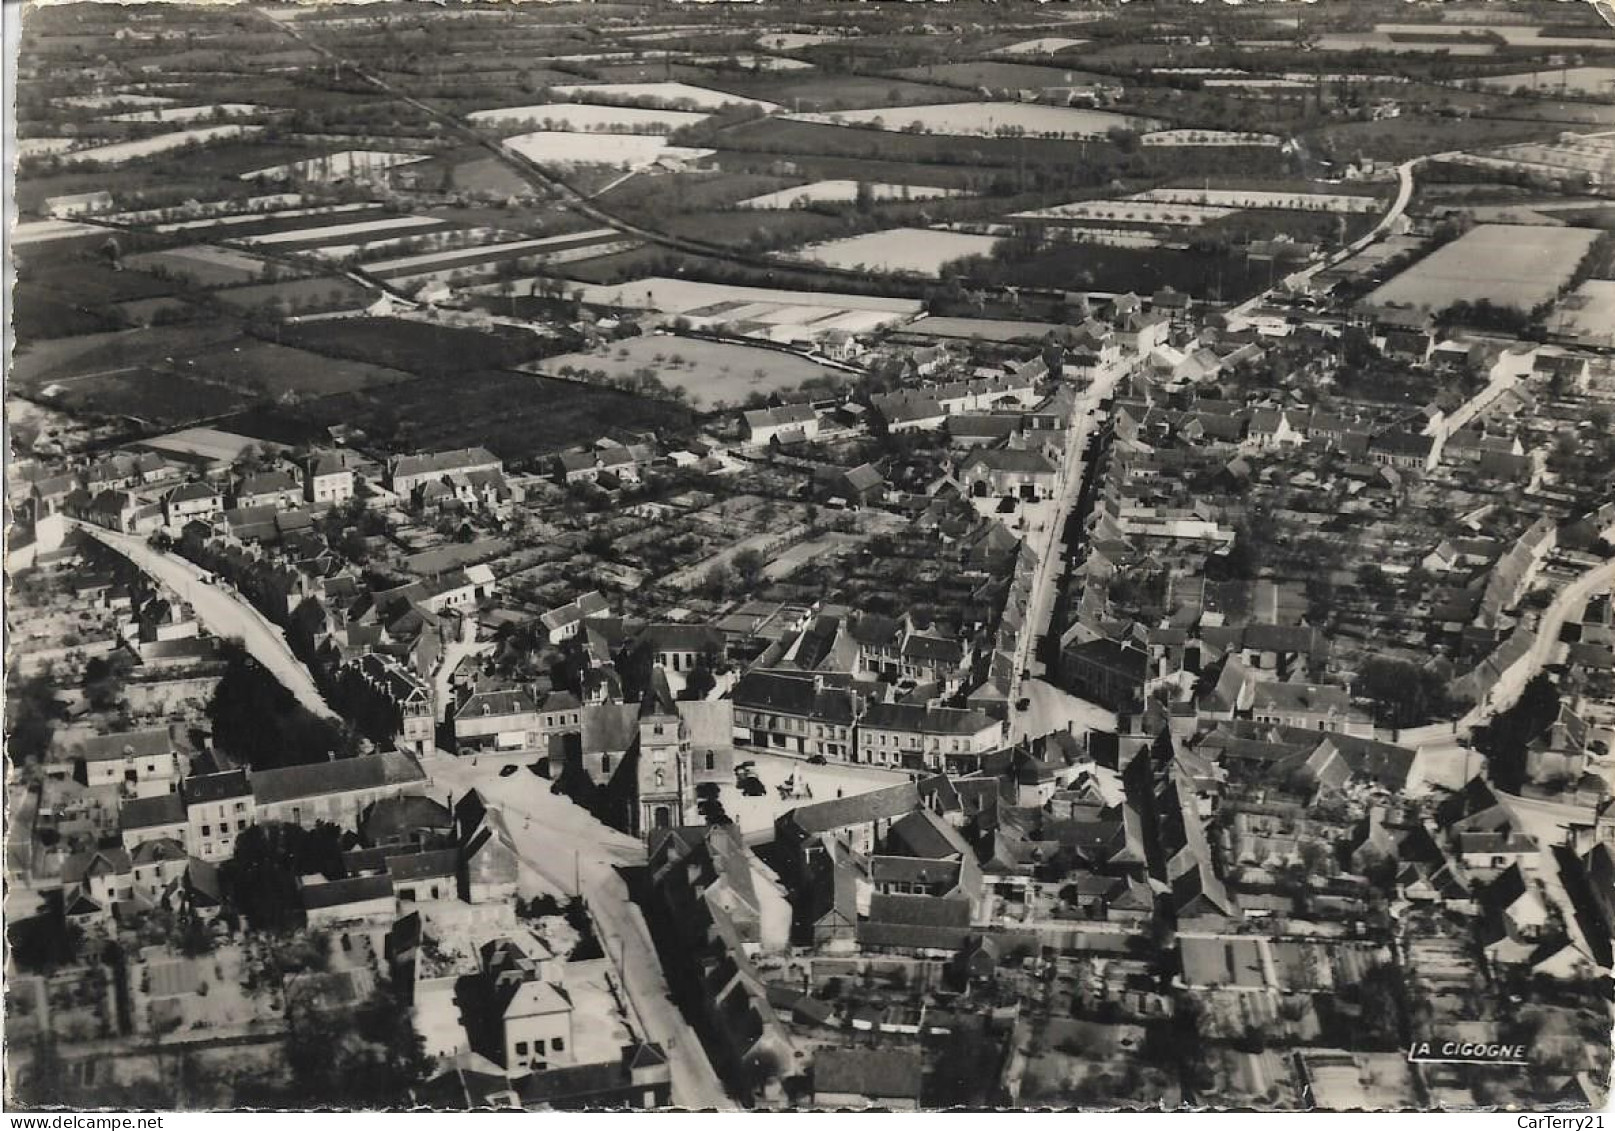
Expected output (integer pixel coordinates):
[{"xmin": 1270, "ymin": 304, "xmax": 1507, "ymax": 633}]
[
  {"xmin": 182, "ymin": 770, "xmax": 252, "ymax": 806},
  {"xmin": 119, "ymin": 790, "xmax": 187, "ymax": 831},
  {"xmin": 72, "ymin": 727, "xmax": 175, "ymax": 763},
  {"xmin": 784, "ymin": 781, "xmax": 920, "ymax": 836},
  {"xmin": 251, "ymin": 751, "xmax": 426, "ymax": 807},
  {"xmin": 300, "ymin": 874, "xmax": 394, "ymax": 911}
]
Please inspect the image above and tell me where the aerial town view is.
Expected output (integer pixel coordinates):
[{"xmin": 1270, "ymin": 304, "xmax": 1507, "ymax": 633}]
[{"xmin": 4, "ymin": 0, "xmax": 1615, "ymax": 1115}]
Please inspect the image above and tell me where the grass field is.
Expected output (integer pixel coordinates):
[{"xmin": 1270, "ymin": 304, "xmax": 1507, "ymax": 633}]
[
  {"xmin": 63, "ymin": 125, "xmax": 266, "ymax": 166},
  {"xmin": 894, "ymin": 60, "xmax": 1112, "ymax": 91},
  {"xmin": 10, "ymin": 321, "xmax": 245, "ymax": 389},
  {"xmin": 124, "ymin": 245, "xmax": 292, "ymax": 287},
  {"xmin": 790, "ymin": 226, "xmax": 1001, "ymax": 275},
  {"xmin": 736, "ymin": 179, "xmax": 964, "ymax": 209},
  {"xmin": 466, "ymin": 103, "xmax": 709, "ymax": 131},
  {"xmin": 194, "ymin": 339, "xmax": 417, "ymax": 397},
  {"xmin": 543, "ymin": 81, "xmax": 776, "ymax": 112},
  {"xmin": 799, "ymin": 101, "xmax": 1157, "ymax": 138},
  {"xmin": 220, "ymin": 371, "xmax": 693, "ymax": 466},
  {"xmin": 46, "ymin": 367, "xmax": 257, "ymax": 426},
  {"xmin": 1364, "ymin": 223, "xmax": 1602, "ymax": 312},
  {"xmin": 533, "ymin": 335, "xmax": 844, "ymax": 407},
  {"xmin": 1553, "ymin": 280, "xmax": 1615, "ymax": 345},
  {"xmin": 279, "ymin": 316, "xmax": 551, "ymax": 377},
  {"xmin": 209, "ymin": 276, "xmax": 374, "ymax": 315},
  {"xmin": 700, "ymin": 73, "xmax": 962, "ymax": 113}
]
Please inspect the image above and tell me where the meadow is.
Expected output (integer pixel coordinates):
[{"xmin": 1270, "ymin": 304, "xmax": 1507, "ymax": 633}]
[
  {"xmin": 1364, "ymin": 223, "xmax": 1602, "ymax": 313},
  {"xmin": 789, "ymin": 227, "xmax": 1001, "ymax": 275},
  {"xmin": 534, "ymin": 335, "xmax": 844, "ymax": 407},
  {"xmin": 799, "ymin": 101, "xmax": 1158, "ymax": 138}
]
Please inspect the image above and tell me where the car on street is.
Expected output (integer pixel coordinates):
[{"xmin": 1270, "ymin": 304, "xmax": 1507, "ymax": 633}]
[
  {"xmin": 740, "ymin": 777, "xmax": 767, "ymax": 797},
  {"xmin": 499, "ymin": 764, "xmax": 519, "ymax": 777}
]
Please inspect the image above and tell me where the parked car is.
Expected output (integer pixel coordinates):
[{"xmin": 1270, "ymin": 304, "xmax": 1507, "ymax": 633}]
[
  {"xmin": 740, "ymin": 777, "xmax": 768, "ymax": 797},
  {"xmin": 498, "ymin": 764, "xmax": 518, "ymax": 777},
  {"xmin": 807, "ymin": 755, "xmax": 827, "ymax": 765}
]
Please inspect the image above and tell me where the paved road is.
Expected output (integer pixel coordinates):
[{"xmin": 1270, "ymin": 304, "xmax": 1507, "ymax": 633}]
[
  {"xmin": 1228, "ymin": 152, "xmax": 1446, "ymax": 320},
  {"xmin": 426, "ymin": 756, "xmax": 736, "ymax": 1111},
  {"xmin": 1007, "ymin": 370, "xmax": 1121, "ymax": 743},
  {"xmin": 1459, "ymin": 558, "xmax": 1615, "ymax": 736},
  {"xmin": 69, "ymin": 520, "xmax": 339, "ymax": 720}
]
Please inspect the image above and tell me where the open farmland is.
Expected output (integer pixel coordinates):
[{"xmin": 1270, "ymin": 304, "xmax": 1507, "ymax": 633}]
[
  {"xmin": 797, "ymin": 101, "xmax": 1158, "ymax": 138},
  {"xmin": 789, "ymin": 227, "xmax": 1001, "ymax": 275},
  {"xmin": 103, "ymin": 103, "xmax": 261, "ymax": 123},
  {"xmin": 1475, "ymin": 67, "xmax": 1615, "ymax": 97},
  {"xmin": 542, "ymin": 81, "xmax": 777, "ymax": 112},
  {"xmin": 532, "ymin": 335, "xmax": 845, "ymax": 407},
  {"xmin": 1553, "ymin": 280, "xmax": 1615, "ymax": 347},
  {"xmin": 242, "ymin": 150, "xmax": 427, "ymax": 183},
  {"xmin": 1013, "ymin": 200, "xmax": 1236, "ymax": 228},
  {"xmin": 467, "ymin": 103, "xmax": 709, "ymax": 132},
  {"xmin": 557, "ymin": 276, "xmax": 923, "ymax": 338},
  {"xmin": 223, "ymin": 371, "xmax": 692, "ymax": 464},
  {"xmin": 277, "ymin": 316, "xmax": 552, "ymax": 378},
  {"xmin": 894, "ymin": 61, "xmax": 1112, "ymax": 92},
  {"xmin": 702, "ymin": 73, "xmax": 961, "ymax": 113},
  {"xmin": 209, "ymin": 276, "xmax": 373, "ymax": 315},
  {"xmin": 1136, "ymin": 188, "xmax": 1382, "ymax": 212},
  {"xmin": 736, "ymin": 180, "xmax": 965, "ymax": 209},
  {"xmin": 1364, "ymin": 223, "xmax": 1602, "ymax": 313},
  {"xmin": 504, "ymin": 131, "xmax": 713, "ymax": 170},
  {"xmin": 235, "ymin": 214, "xmax": 449, "ymax": 247},
  {"xmin": 124, "ymin": 245, "xmax": 296, "ymax": 287},
  {"xmin": 367, "ymin": 229, "xmax": 627, "ymax": 279},
  {"xmin": 189, "ymin": 339, "xmax": 417, "ymax": 397},
  {"xmin": 41, "ymin": 367, "xmax": 258, "ymax": 427},
  {"xmin": 61, "ymin": 125, "xmax": 265, "ymax": 166},
  {"xmin": 993, "ymin": 37, "xmax": 1088, "ymax": 57}
]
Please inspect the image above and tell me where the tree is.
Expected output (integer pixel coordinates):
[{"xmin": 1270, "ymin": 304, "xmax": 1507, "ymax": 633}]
[
  {"xmin": 223, "ymin": 822, "xmax": 345, "ymax": 933},
  {"xmin": 6, "ymin": 671, "xmax": 63, "ymax": 764},
  {"xmin": 206, "ymin": 641, "xmax": 347, "ymax": 770},
  {"xmin": 732, "ymin": 548, "xmax": 766, "ymax": 591}
]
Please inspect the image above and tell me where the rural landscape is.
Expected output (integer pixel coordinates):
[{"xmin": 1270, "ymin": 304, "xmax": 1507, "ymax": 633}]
[{"xmin": 6, "ymin": 0, "xmax": 1615, "ymax": 1116}]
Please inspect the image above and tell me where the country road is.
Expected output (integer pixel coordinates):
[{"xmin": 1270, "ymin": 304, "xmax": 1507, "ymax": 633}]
[
  {"xmin": 69, "ymin": 520, "xmax": 339, "ymax": 720},
  {"xmin": 426, "ymin": 756, "xmax": 737, "ymax": 1111}
]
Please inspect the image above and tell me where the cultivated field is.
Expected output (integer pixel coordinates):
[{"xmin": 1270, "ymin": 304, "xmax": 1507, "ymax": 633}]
[
  {"xmin": 1475, "ymin": 67, "xmax": 1615, "ymax": 97},
  {"xmin": 60, "ymin": 125, "xmax": 266, "ymax": 166},
  {"xmin": 1364, "ymin": 223, "xmax": 1602, "ymax": 313},
  {"xmin": 235, "ymin": 214, "xmax": 448, "ymax": 247},
  {"xmin": 1553, "ymin": 280, "xmax": 1615, "ymax": 345},
  {"xmin": 799, "ymin": 101, "xmax": 1157, "ymax": 138},
  {"xmin": 544, "ymin": 81, "xmax": 777, "ymax": 112},
  {"xmin": 467, "ymin": 103, "xmax": 708, "ymax": 132},
  {"xmin": 789, "ymin": 227, "xmax": 1001, "ymax": 275},
  {"xmin": 533, "ymin": 335, "xmax": 844, "ymax": 407},
  {"xmin": 1136, "ymin": 188, "xmax": 1382, "ymax": 212},
  {"xmin": 1013, "ymin": 200, "xmax": 1236, "ymax": 227},
  {"xmin": 124, "ymin": 245, "xmax": 294, "ymax": 287},
  {"xmin": 503, "ymin": 131, "xmax": 713, "ymax": 169},
  {"xmin": 104, "ymin": 103, "xmax": 261, "ymax": 123},
  {"xmin": 242, "ymin": 151, "xmax": 427, "ymax": 183},
  {"xmin": 993, "ymin": 37, "xmax": 1088, "ymax": 56},
  {"xmin": 736, "ymin": 179, "xmax": 964, "ymax": 209}
]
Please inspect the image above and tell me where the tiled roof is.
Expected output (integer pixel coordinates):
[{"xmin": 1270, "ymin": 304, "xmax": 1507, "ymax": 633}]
[
  {"xmin": 250, "ymin": 751, "xmax": 426, "ymax": 806},
  {"xmin": 182, "ymin": 770, "xmax": 252, "ymax": 806}
]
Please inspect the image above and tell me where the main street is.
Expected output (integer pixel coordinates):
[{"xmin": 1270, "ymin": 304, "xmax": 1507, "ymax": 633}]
[
  {"xmin": 425, "ymin": 755, "xmax": 736, "ymax": 1111},
  {"xmin": 1007, "ymin": 367, "xmax": 1121, "ymax": 744},
  {"xmin": 67, "ymin": 519, "xmax": 339, "ymax": 720}
]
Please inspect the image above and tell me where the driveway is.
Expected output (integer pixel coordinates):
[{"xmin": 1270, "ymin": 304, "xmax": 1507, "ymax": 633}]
[{"xmin": 69, "ymin": 520, "xmax": 338, "ymax": 720}]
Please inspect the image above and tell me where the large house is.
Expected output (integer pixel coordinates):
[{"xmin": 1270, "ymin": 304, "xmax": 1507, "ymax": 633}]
[
  {"xmin": 388, "ymin": 448, "xmax": 502, "ymax": 496},
  {"xmin": 853, "ymin": 703, "xmax": 1002, "ymax": 774},
  {"xmin": 743, "ymin": 404, "xmax": 819, "ymax": 446},
  {"xmin": 957, "ymin": 448, "xmax": 1058, "ymax": 501}
]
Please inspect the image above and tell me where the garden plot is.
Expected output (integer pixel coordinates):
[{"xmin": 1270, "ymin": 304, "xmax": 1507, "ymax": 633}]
[
  {"xmin": 532, "ymin": 335, "xmax": 844, "ymax": 407},
  {"xmin": 1136, "ymin": 188, "xmax": 1381, "ymax": 212},
  {"xmin": 1013, "ymin": 200, "xmax": 1236, "ymax": 227},
  {"xmin": 795, "ymin": 101, "xmax": 1158, "ymax": 138},
  {"xmin": 1553, "ymin": 280, "xmax": 1615, "ymax": 346},
  {"xmin": 736, "ymin": 179, "xmax": 964, "ymax": 209},
  {"xmin": 104, "ymin": 102, "xmax": 261, "ymax": 123},
  {"xmin": 1364, "ymin": 223, "xmax": 1602, "ymax": 312},
  {"xmin": 124, "ymin": 244, "xmax": 297, "ymax": 286},
  {"xmin": 1476, "ymin": 67, "xmax": 1615, "ymax": 97},
  {"xmin": 1142, "ymin": 130, "xmax": 1283, "ymax": 146},
  {"xmin": 62, "ymin": 125, "xmax": 265, "ymax": 166},
  {"xmin": 234, "ymin": 214, "xmax": 448, "ymax": 247},
  {"xmin": 788, "ymin": 227, "xmax": 1000, "ymax": 275},
  {"xmin": 993, "ymin": 36, "xmax": 1088, "ymax": 56},
  {"xmin": 544, "ymin": 81, "xmax": 777, "ymax": 112},
  {"xmin": 504, "ymin": 131, "xmax": 713, "ymax": 170},
  {"xmin": 241, "ymin": 149, "xmax": 428, "ymax": 183},
  {"xmin": 467, "ymin": 103, "xmax": 708, "ymax": 132}
]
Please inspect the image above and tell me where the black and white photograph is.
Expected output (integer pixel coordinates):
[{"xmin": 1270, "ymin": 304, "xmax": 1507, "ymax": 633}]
[{"xmin": 4, "ymin": 0, "xmax": 1615, "ymax": 1114}]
